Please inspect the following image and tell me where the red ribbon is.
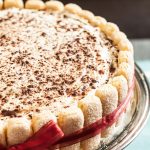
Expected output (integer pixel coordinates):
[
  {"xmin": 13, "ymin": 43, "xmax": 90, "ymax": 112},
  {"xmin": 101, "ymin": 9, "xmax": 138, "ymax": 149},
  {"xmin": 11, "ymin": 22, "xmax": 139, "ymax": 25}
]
[{"xmin": 0, "ymin": 77, "xmax": 135, "ymax": 150}]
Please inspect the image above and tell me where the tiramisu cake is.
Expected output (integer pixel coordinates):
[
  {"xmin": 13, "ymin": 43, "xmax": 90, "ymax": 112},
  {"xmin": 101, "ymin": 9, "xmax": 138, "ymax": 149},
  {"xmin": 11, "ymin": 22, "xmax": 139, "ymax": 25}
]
[{"xmin": 0, "ymin": 0, "xmax": 135, "ymax": 149}]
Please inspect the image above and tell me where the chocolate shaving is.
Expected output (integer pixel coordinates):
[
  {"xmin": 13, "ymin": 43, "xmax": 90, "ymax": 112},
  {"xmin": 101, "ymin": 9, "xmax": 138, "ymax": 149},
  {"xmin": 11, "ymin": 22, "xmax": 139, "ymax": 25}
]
[{"xmin": 1, "ymin": 109, "xmax": 18, "ymax": 117}]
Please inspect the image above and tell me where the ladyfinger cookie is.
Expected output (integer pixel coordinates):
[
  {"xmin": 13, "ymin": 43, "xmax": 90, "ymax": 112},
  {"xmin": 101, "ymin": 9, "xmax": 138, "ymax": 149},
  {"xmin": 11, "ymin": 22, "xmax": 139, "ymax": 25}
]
[
  {"xmin": 25, "ymin": 0, "xmax": 45, "ymax": 10},
  {"xmin": 65, "ymin": 3, "xmax": 82, "ymax": 14},
  {"xmin": 118, "ymin": 51, "xmax": 134, "ymax": 66},
  {"xmin": 58, "ymin": 107, "xmax": 84, "ymax": 150},
  {"xmin": 45, "ymin": 0, "xmax": 64, "ymax": 12},
  {"xmin": 110, "ymin": 31, "xmax": 127, "ymax": 45},
  {"xmin": 4, "ymin": 0, "xmax": 24, "ymax": 9},
  {"xmin": 79, "ymin": 95, "xmax": 102, "ymax": 150},
  {"xmin": 92, "ymin": 16, "xmax": 107, "ymax": 28},
  {"xmin": 6, "ymin": 117, "xmax": 33, "ymax": 146},
  {"xmin": 110, "ymin": 75, "xmax": 128, "ymax": 103},
  {"xmin": 109, "ymin": 76, "xmax": 128, "ymax": 127},
  {"xmin": 95, "ymin": 84, "xmax": 118, "ymax": 137},
  {"xmin": 0, "ymin": 121, "xmax": 6, "ymax": 146},
  {"xmin": 102, "ymin": 22, "xmax": 119, "ymax": 36},
  {"xmin": 32, "ymin": 110, "xmax": 57, "ymax": 132},
  {"xmin": 118, "ymin": 38, "xmax": 133, "ymax": 53},
  {"xmin": 116, "ymin": 62, "xmax": 134, "ymax": 87},
  {"xmin": 0, "ymin": 0, "xmax": 3, "ymax": 9},
  {"xmin": 78, "ymin": 10, "xmax": 95, "ymax": 23}
]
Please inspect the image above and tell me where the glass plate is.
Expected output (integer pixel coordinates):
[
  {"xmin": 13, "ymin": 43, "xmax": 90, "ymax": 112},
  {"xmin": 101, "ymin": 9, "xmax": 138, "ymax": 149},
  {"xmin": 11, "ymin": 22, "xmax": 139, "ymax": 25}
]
[{"xmin": 98, "ymin": 63, "xmax": 150, "ymax": 150}]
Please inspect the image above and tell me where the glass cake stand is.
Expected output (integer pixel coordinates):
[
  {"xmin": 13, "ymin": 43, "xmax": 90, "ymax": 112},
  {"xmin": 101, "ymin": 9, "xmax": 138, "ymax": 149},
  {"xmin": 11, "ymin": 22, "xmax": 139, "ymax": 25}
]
[{"xmin": 98, "ymin": 63, "xmax": 150, "ymax": 150}]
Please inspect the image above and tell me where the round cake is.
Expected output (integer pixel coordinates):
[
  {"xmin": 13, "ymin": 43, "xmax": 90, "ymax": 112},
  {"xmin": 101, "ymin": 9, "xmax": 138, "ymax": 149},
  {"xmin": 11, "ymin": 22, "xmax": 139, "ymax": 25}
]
[{"xmin": 0, "ymin": 0, "xmax": 135, "ymax": 149}]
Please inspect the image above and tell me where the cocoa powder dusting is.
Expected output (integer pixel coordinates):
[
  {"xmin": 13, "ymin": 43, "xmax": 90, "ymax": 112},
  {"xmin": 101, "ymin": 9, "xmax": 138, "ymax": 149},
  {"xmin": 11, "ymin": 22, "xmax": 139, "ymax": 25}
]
[{"xmin": 0, "ymin": 8, "xmax": 119, "ymax": 118}]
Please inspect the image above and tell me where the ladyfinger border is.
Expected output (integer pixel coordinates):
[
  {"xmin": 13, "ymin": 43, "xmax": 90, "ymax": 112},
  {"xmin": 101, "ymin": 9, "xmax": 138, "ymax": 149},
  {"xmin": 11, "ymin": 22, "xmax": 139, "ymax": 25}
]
[{"xmin": 0, "ymin": 0, "xmax": 135, "ymax": 149}]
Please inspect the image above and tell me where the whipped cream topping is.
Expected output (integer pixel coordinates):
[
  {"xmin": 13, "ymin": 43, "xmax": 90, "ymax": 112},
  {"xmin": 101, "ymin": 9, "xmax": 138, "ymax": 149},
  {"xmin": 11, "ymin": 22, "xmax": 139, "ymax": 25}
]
[{"xmin": 0, "ymin": 9, "xmax": 118, "ymax": 119}]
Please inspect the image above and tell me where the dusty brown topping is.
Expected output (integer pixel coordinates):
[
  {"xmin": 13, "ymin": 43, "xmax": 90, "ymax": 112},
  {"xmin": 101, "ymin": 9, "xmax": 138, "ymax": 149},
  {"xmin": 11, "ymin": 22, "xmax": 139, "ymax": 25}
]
[{"xmin": 0, "ymin": 9, "xmax": 119, "ymax": 118}]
